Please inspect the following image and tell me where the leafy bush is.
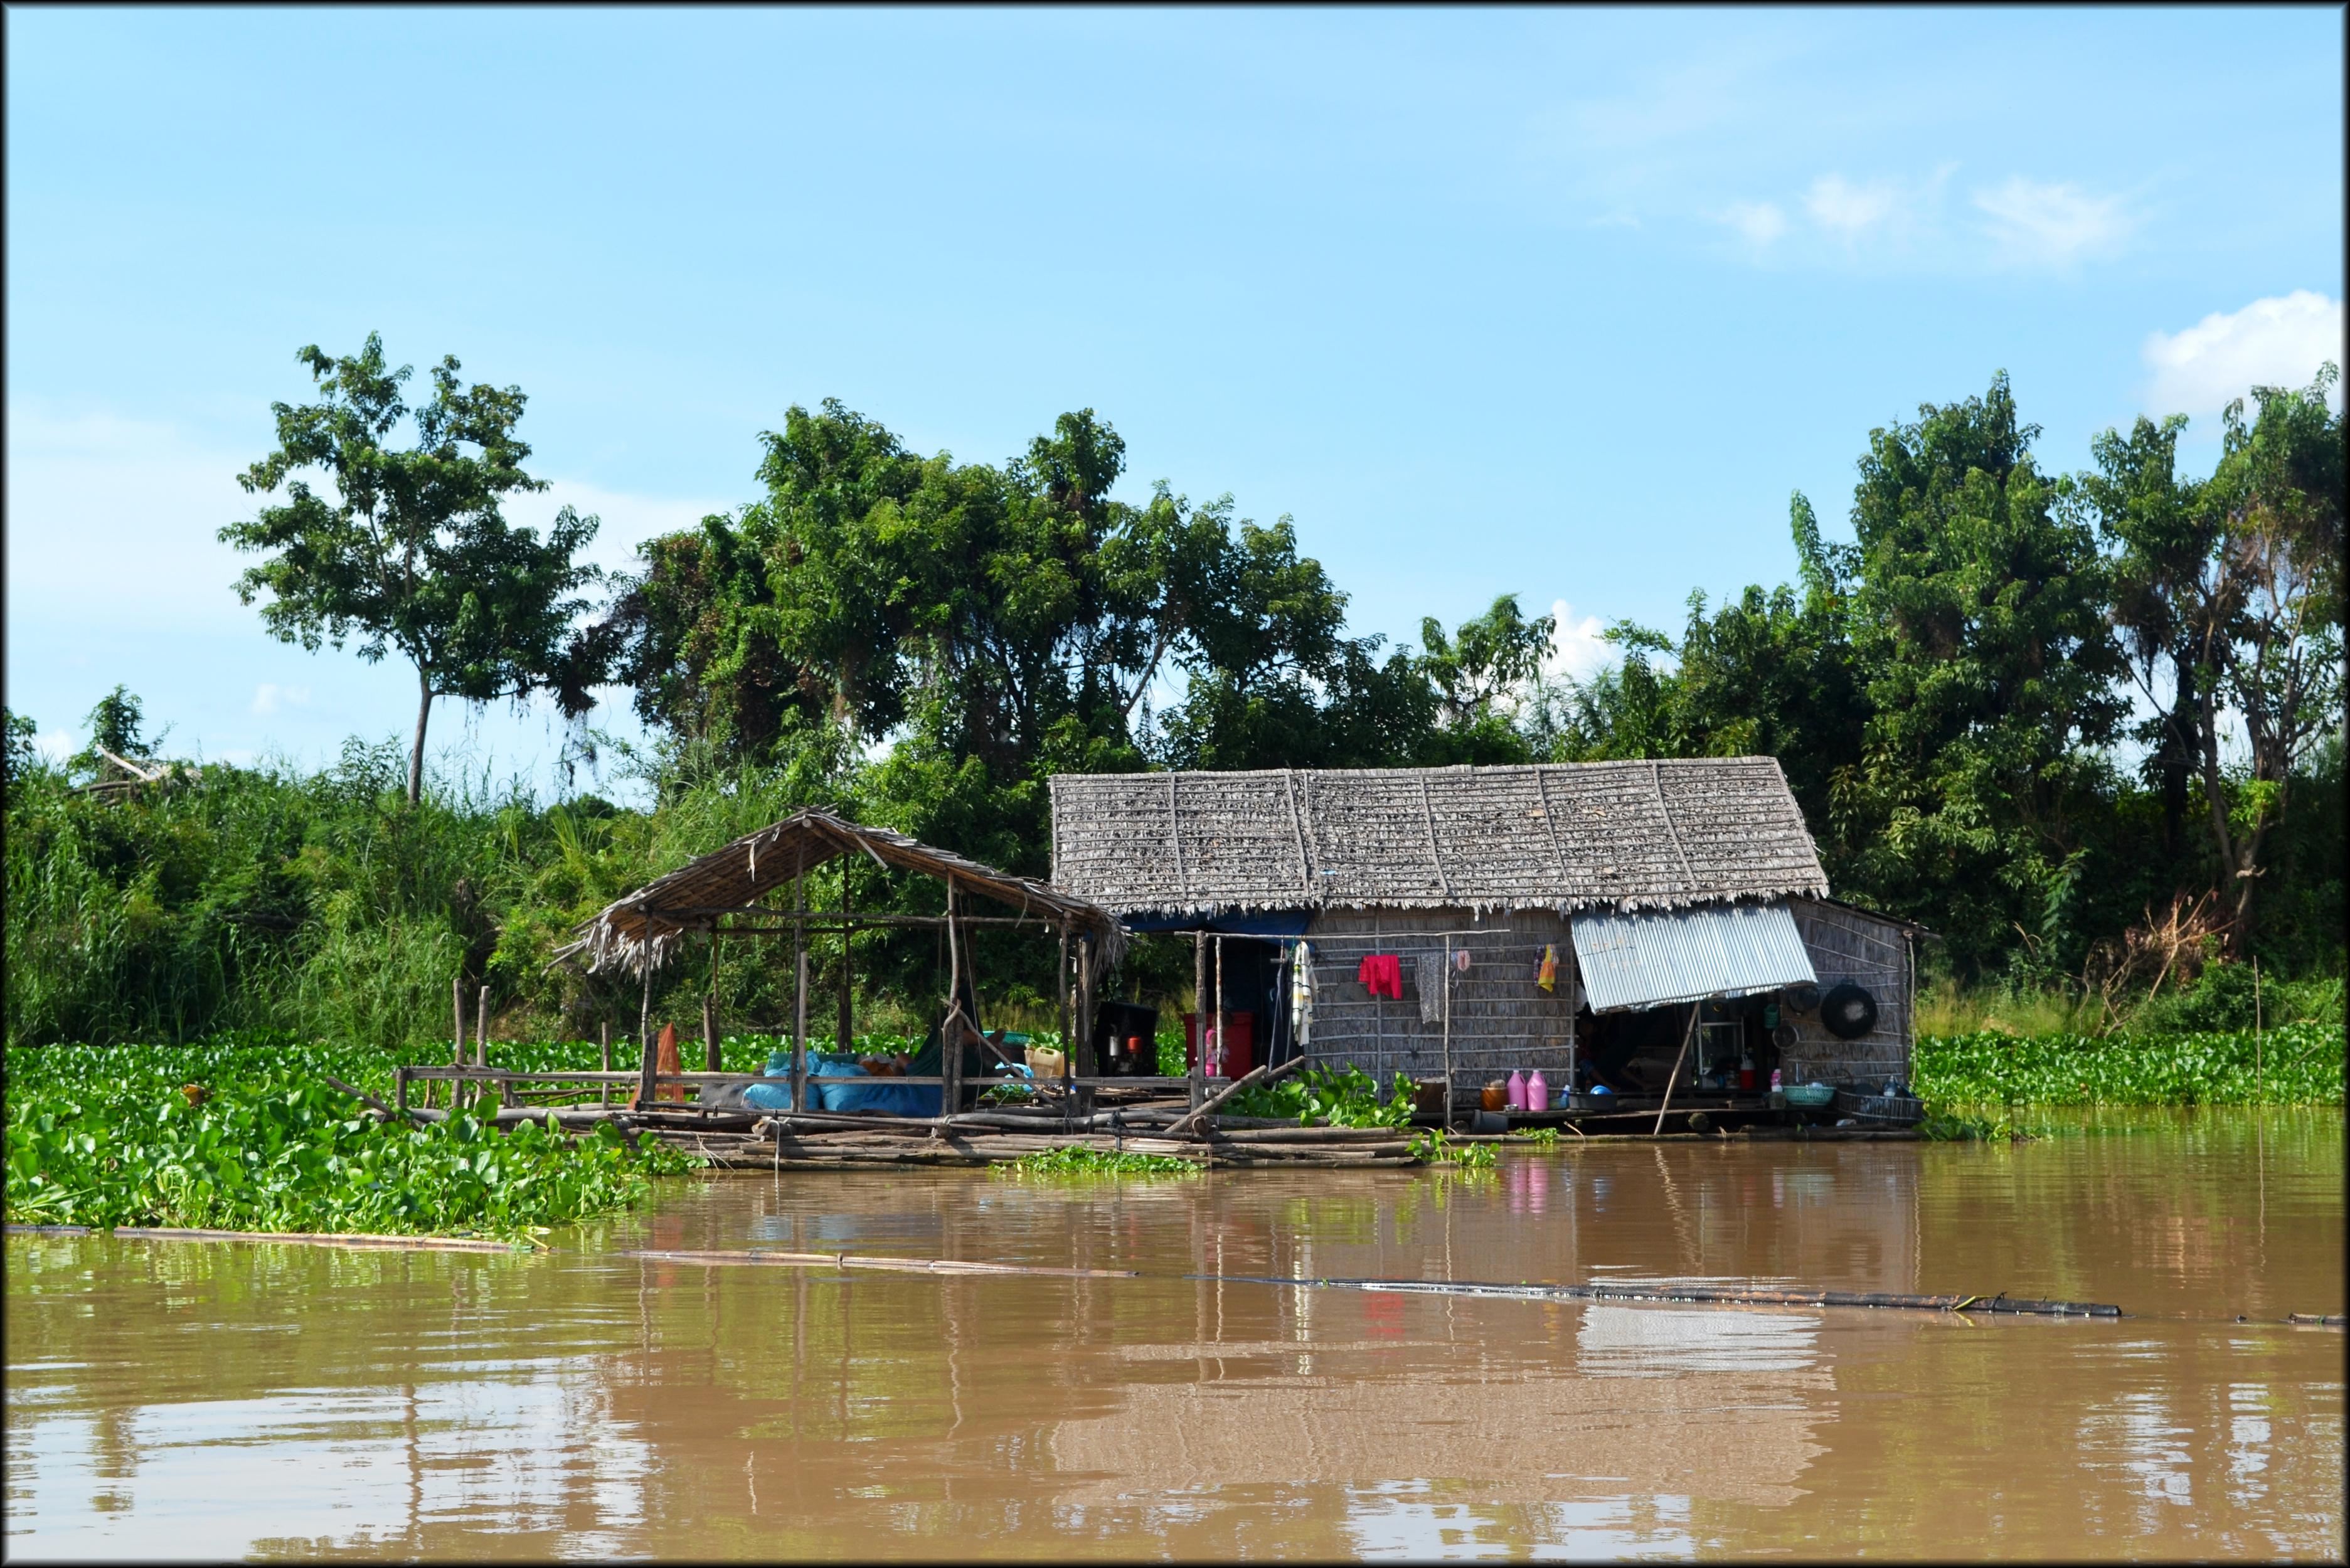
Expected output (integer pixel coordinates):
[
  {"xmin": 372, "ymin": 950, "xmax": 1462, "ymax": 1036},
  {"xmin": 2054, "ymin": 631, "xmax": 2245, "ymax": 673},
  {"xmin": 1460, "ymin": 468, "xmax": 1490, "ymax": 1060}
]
[
  {"xmin": 1223, "ymin": 1064, "xmax": 1416, "ymax": 1128},
  {"xmin": 1408, "ymin": 1128, "xmax": 1497, "ymax": 1167},
  {"xmin": 4, "ymin": 1039, "xmax": 698, "ymax": 1238}
]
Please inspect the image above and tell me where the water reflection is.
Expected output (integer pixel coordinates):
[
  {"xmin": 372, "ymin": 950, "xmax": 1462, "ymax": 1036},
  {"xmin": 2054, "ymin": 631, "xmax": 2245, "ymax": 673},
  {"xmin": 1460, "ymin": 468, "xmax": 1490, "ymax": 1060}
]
[{"xmin": 7, "ymin": 1110, "xmax": 2343, "ymax": 1560}]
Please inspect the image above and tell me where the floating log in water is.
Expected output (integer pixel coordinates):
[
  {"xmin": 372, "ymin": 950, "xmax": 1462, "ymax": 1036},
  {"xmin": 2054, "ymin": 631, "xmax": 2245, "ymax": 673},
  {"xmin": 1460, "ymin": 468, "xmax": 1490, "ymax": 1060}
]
[
  {"xmin": 2287, "ymin": 1313, "xmax": 2345, "ymax": 1327},
  {"xmin": 107, "ymin": 1227, "xmax": 524, "ymax": 1253},
  {"xmin": 623, "ymin": 1248, "xmax": 1137, "ymax": 1279},
  {"xmin": 5, "ymin": 1224, "xmax": 92, "ymax": 1236},
  {"xmin": 1203, "ymin": 1273, "xmax": 2123, "ymax": 1318}
]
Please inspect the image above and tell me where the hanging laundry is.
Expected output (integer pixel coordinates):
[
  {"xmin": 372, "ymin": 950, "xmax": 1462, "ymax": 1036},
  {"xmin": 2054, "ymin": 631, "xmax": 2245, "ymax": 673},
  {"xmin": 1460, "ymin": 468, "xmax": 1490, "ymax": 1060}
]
[
  {"xmin": 1357, "ymin": 953, "xmax": 1403, "ymax": 1000},
  {"xmin": 1290, "ymin": 941, "xmax": 1316, "ymax": 1042},
  {"xmin": 1415, "ymin": 953, "xmax": 1445, "ymax": 1024},
  {"xmin": 1536, "ymin": 943, "xmax": 1558, "ymax": 993}
]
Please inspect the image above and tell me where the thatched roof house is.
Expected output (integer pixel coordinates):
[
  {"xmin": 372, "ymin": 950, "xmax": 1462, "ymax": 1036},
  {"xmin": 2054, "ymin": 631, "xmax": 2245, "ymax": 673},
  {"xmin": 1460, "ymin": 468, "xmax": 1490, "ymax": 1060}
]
[
  {"xmin": 1050, "ymin": 758, "xmax": 1828, "ymax": 918},
  {"xmin": 1051, "ymin": 760, "xmax": 1917, "ymax": 1106}
]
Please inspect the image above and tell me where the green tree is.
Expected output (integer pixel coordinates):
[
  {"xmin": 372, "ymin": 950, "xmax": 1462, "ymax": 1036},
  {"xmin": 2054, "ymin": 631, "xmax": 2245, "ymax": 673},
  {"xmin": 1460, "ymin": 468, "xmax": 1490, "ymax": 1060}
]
[
  {"xmin": 67, "ymin": 685, "xmax": 161, "ymax": 783},
  {"xmin": 221, "ymin": 334, "xmax": 602, "ymax": 805},
  {"xmin": 1829, "ymin": 372, "xmax": 2126, "ymax": 976}
]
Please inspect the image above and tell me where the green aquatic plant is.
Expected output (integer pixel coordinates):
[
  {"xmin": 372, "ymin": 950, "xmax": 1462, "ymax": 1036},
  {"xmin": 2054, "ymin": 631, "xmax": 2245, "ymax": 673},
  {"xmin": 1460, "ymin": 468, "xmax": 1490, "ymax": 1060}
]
[
  {"xmin": 1509, "ymin": 1126, "xmax": 1561, "ymax": 1147},
  {"xmin": 1913, "ymin": 1025, "xmax": 2342, "ymax": 1108},
  {"xmin": 1408, "ymin": 1129, "xmax": 1497, "ymax": 1168},
  {"xmin": 996, "ymin": 1145, "xmax": 1198, "ymax": 1178},
  {"xmin": 4, "ymin": 1039, "xmax": 699, "ymax": 1239},
  {"xmin": 1223, "ymin": 1065, "xmax": 1416, "ymax": 1128}
]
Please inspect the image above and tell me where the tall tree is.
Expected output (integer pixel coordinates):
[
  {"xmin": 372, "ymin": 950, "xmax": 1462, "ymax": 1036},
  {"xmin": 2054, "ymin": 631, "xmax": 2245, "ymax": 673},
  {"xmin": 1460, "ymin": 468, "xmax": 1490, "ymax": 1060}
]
[
  {"xmin": 1830, "ymin": 372, "xmax": 2125, "ymax": 975},
  {"xmin": 223, "ymin": 334, "xmax": 601, "ymax": 805}
]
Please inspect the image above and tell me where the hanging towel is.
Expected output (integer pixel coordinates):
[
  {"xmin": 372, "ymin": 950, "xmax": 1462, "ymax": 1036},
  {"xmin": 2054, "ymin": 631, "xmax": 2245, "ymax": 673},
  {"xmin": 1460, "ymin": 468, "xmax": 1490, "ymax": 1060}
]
[
  {"xmin": 1536, "ymin": 943, "xmax": 1558, "ymax": 993},
  {"xmin": 1357, "ymin": 954, "xmax": 1403, "ymax": 1000},
  {"xmin": 1415, "ymin": 953, "xmax": 1445, "ymax": 1024}
]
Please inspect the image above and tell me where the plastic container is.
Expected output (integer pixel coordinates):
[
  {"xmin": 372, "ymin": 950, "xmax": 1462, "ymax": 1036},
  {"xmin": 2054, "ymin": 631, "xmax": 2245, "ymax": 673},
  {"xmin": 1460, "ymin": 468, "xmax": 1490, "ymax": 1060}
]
[
  {"xmin": 1506, "ymin": 1070, "xmax": 1527, "ymax": 1110},
  {"xmin": 1525, "ymin": 1069, "xmax": 1549, "ymax": 1112},
  {"xmin": 1784, "ymin": 1082, "xmax": 1836, "ymax": 1109},
  {"xmin": 1181, "ymin": 1011, "xmax": 1255, "ymax": 1079},
  {"xmin": 1094, "ymin": 1001, "xmax": 1159, "ymax": 1076}
]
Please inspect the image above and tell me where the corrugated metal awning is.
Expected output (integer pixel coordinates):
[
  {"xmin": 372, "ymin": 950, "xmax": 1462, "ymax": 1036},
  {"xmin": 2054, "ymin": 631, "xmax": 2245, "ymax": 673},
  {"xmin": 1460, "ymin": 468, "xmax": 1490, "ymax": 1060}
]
[{"xmin": 1570, "ymin": 900, "xmax": 1817, "ymax": 1013}]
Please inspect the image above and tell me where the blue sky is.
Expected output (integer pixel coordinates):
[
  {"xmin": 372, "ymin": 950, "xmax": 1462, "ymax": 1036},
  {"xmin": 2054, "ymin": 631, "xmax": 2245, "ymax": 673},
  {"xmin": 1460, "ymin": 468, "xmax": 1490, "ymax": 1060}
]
[{"xmin": 8, "ymin": 7, "xmax": 2342, "ymax": 799}]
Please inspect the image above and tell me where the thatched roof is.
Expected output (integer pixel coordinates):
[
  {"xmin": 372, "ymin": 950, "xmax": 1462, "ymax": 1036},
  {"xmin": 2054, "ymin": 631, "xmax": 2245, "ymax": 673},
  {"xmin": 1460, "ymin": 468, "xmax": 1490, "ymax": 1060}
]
[
  {"xmin": 560, "ymin": 808, "xmax": 1122, "ymax": 978},
  {"xmin": 1049, "ymin": 759, "xmax": 1829, "ymax": 918}
]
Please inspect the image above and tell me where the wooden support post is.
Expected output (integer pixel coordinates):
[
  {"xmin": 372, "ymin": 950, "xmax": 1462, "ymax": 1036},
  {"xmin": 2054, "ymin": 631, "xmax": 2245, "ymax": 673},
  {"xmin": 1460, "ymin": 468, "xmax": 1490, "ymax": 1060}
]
[
  {"xmin": 1442, "ymin": 934, "xmax": 1455, "ymax": 1128},
  {"xmin": 476, "ymin": 987, "xmax": 489, "ymax": 1068},
  {"xmin": 942, "ymin": 879, "xmax": 964, "ymax": 1121},
  {"xmin": 837, "ymin": 867, "xmax": 854, "ymax": 1056},
  {"xmin": 1191, "ymin": 931, "xmax": 1207, "ymax": 1112},
  {"xmin": 600, "ymin": 1022, "xmax": 612, "ymax": 1108},
  {"xmin": 703, "ymin": 959, "xmax": 720, "ymax": 1076},
  {"xmin": 1653, "ymin": 1004, "xmax": 1699, "ymax": 1136},
  {"xmin": 1057, "ymin": 926, "xmax": 1073, "ymax": 1126},
  {"xmin": 792, "ymin": 874, "xmax": 808, "ymax": 1113},
  {"xmin": 452, "ymin": 977, "xmax": 465, "ymax": 1066},
  {"xmin": 1075, "ymin": 930, "xmax": 1097, "ymax": 1079},
  {"xmin": 638, "ymin": 961, "xmax": 657, "ymax": 1110},
  {"xmin": 395, "ymin": 1064, "xmax": 410, "ymax": 1117},
  {"xmin": 1213, "ymin": 935, "xmax": 1227, "ymax": 1087}
]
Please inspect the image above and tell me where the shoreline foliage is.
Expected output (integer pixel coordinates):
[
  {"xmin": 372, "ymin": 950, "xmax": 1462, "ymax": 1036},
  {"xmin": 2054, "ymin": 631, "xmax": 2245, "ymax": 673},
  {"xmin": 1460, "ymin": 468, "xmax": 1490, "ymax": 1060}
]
[
  {"xmin": 5, "ymin": 365, "xmax": 2340, "ymax": 1051},
  {"xmin": 1913, "ymin": 1024, "xmax": 2342, "ymax": 1109}
]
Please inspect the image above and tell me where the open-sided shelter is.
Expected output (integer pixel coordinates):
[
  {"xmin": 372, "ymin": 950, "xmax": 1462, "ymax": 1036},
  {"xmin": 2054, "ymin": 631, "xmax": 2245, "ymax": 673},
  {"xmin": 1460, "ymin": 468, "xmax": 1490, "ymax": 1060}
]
[
  {"xmin": 560, "ymin": 808, "xmax": 1122, "ymax": 1112},
  {"xmin": 1050, "ymin": 760, "xmax": 1920, "ymax": 1110}
]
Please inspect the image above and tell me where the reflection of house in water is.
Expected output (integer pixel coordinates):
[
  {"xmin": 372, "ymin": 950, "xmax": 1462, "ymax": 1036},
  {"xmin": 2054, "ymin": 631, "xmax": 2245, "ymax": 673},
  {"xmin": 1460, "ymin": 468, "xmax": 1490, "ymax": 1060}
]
[{"xmin": 1048, "ymin": 1306, "xmax": 1834, "ymax": 1511}]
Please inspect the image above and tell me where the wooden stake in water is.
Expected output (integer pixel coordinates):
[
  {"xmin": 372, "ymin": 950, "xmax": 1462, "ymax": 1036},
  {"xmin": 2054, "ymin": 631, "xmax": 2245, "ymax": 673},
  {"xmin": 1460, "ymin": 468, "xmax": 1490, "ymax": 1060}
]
[{"xmin": 2254, "ymin": 956, "xmax": 2264, "ymax": 1102}]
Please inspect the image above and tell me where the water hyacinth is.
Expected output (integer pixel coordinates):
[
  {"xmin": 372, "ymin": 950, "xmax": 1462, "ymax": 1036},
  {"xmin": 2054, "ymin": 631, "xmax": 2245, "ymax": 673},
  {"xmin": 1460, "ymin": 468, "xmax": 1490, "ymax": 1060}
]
[
  {"xmin": 1914, "ymin": 1025, "xmax": 2342, "ymax": 1108},
  {"xmin": 5, "ymin": 1038, "xmax": 699, "ymax": 1238}
]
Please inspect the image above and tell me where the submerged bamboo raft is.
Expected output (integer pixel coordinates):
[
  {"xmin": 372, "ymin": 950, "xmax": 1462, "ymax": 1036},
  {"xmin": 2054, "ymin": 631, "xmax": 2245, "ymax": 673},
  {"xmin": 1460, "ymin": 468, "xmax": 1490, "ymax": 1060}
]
[{"xmin": 1208, "ymin": 1273, "xmax": 2125, "ymax": 1318}]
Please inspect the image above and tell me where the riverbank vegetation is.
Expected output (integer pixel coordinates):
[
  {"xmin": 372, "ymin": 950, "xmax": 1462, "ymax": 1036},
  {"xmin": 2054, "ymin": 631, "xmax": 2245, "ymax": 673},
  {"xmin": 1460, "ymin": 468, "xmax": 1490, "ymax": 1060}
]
[{"xmin": 4, "ymin": 345, "xmax": 2339, "ymax": 1054}]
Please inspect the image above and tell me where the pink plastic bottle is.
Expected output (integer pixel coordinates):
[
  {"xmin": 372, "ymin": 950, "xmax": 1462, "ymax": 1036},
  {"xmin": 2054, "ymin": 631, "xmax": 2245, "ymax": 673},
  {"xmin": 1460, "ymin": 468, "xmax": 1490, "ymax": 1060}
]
[
  {"xmin": 1525, "ymin": 1068, "xmax": 1549, "ymax": 1112},
  {"xmin": 1506, "ymin": 1069, "xmax": 1526, "ymax": 1111}
]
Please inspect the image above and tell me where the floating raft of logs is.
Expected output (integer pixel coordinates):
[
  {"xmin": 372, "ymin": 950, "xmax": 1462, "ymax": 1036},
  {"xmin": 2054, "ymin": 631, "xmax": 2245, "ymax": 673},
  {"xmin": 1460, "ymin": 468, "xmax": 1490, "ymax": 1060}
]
[{"xmin": 711, "ymin": 1108, "xmax": 1421, "ymax": 1169}]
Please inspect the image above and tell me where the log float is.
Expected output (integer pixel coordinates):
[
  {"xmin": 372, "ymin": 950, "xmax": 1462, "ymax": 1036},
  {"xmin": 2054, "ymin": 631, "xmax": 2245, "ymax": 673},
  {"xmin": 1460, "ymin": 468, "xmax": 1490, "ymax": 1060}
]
[
  {"xmin": 622, "ymin": 1248, "xmax": 1137, "ymax": 1279},
  {"xmin": 1201, "ymin": 1273, "xmax": 2124, "ymax": 1318}
]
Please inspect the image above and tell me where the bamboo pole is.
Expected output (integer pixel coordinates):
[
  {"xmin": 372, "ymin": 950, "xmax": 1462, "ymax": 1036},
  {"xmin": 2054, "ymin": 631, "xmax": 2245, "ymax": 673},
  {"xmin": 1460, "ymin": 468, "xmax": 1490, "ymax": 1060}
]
[
  {"xmin": 1213, "ymin": 935, "xmax": 1226, "ymax": 1088},
  {"xmin": 1076, "ymin": 932, "xmax": 1096, "ymax": 1079},
  {"xmin": 637, "ymin": 961, "xmax": 657, "ymax": 1110},
  {"xmin": 1166, "ymin": 1052, "xmax": 1312, "ymax": 1140},
  {"xmin": 476, "ymin": 987, "xmax": 489, "ymax": 1069},
  {"xmin": 942, "ymin": 878, "xmax": 964, "ymax": 1121},
  {"xmin": 1057, "ymin": 924, "xmax": 1073, "ymax": 1127},
  {"xmin": 704, "ymin": 931, "xmax": 721, "ymax": 1074},
  {"xmin": 1653, "ymin": 1004, "xmax": 1701, "ymax": 1135},
  {"xmin": 1442, "ymin": 933, "xmax": 1455, "ymax": 1128},
  {"xmin": 600, "ymin": 1022, "xmax": 612, "ymax": 1108},
  {"xmin": 837, "ymin": 864, "xmax": 854, "ymax": 1056},
  {"xmin": 1190, "ymin": 931, "xmax": 1206, "ymax": 1112},
  {"xmin": 792, "ymin": 872, "xmax": 808, "ymax": 1113}
]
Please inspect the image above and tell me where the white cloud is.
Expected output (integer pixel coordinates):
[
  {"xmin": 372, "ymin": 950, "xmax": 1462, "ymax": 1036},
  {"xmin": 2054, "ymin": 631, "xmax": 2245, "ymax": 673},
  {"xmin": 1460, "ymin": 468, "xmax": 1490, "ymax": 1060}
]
[
  {"xmin": 1543, "ymin": 600, "xmax": 1615, "ymax": 684},
  {"xmin": 1801, "ymin": 173, "xmax": 1901, "ymax": 236},
  {"xmin": 2142, "ymin": 291, "xmax": 2346, "ymax": 421},
  {"xmin": 1720, "ymin": 201, "xmax": 1788, "ymax": 246},
  {"xmin": 1970, "ymin": 176, "xmax": 2132, "ymax": 268},
  {"xmin": 35, "ymin": 729, "xmax": 75, "ymax": 765},
  {"xmin": 251, "ymin": 683, "xmax": 311, "ymax": 716}
]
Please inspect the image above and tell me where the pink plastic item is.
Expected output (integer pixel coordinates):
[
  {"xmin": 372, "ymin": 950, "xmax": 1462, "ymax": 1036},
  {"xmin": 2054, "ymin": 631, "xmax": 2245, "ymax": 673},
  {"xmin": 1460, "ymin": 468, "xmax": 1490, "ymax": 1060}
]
[
  {"xmin": 1525, "ymin": 1069, "xmax": 1549, "ymax": 1112},
  {"xmin": 1506, "ymin": 1069, "xmax": 1526, "ymax": 1111}
]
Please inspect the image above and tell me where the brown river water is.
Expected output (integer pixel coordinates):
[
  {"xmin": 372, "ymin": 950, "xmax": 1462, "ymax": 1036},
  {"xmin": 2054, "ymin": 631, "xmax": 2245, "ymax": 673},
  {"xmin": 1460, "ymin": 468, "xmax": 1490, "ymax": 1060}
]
[{"xmin": 7, "ymin": 1110, "xmax": 2343, "ymax": 1560}]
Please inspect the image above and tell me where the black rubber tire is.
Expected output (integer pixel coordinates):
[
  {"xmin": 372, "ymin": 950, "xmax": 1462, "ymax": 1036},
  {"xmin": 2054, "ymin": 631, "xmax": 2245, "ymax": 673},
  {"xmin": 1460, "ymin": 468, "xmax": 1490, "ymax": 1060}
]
[{"xmin": 1821, "ymin": 983, "xmax": 1878, "ymax": 1040}]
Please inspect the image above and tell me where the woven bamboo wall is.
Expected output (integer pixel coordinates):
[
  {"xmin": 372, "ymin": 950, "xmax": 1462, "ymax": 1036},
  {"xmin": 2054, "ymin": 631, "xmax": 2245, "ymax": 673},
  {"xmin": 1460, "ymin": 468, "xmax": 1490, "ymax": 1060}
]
[
  {"xmin": 1299, "ymin": 907, "xmax": 1581, "ymax": 1110},
  {"xmin": 1780, "ymin": 898, "xmax": 1913, "ymax": 1086}
]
